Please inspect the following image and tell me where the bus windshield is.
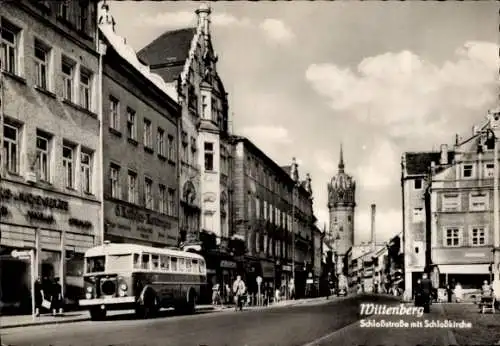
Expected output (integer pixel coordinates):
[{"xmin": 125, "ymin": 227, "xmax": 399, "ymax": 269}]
[
  {"xmin": 86, "ymin": 256, "xmax": 105, "ymax": 273},
  {"xmin": 107, "ymin": 254, "xmax": 132, "ymax": 272}
]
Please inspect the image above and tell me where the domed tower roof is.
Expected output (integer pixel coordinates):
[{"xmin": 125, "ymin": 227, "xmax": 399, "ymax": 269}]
[{"xmin": 328, "ymin": 144, "xmax": 356, "ymax": 208}]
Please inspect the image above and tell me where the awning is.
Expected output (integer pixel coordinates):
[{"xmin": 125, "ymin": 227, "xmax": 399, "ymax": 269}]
[{"xmin": 438, "ymin": 264, "xmax": 489, "ymax": 274}]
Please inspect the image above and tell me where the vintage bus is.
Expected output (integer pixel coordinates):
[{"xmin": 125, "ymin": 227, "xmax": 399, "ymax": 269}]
[{"xmin": 79, "ymin": 242, "xmax": 206, "ymax": 320}]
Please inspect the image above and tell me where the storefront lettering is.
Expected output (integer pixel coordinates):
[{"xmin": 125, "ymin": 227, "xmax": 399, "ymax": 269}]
[
  {"xmin": 26, "ymin": 210, "xmax": 55, "ymax": 223},
  {"xmin": 69, "ymin": 218, "xmax": 93, "ymax": 229},
  {"xmin": 0, "ymin": 188, "xmax": 69, "ymax": 211},
  {"xmin": 114, "ymin": 204, "xmax": 171, "ymax": 228}
]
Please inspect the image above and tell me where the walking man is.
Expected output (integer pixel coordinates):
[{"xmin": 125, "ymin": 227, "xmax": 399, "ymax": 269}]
[{"xmin": 232, "ymin": 275, "xmax": 246, "ymax": 311}]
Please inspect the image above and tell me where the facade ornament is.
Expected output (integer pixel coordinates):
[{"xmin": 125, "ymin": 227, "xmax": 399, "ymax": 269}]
[
  {"xmin": 98, "ymin": 1, "xmax": 116, "ymax": 32},
  {"xmin": 291, "ymin": 157, "xmax": 299, "ymax": 183}
]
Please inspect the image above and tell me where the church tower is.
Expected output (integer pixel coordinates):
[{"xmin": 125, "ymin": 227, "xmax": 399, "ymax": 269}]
[{"xmin": 327, "ymin": 144, "xmax": 356, "ymax": 258}]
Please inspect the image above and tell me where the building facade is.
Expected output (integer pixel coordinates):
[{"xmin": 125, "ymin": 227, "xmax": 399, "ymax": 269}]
[
  {"xmin": 1, "ymin": 0, "xmax": 101, "ymax": 311},
  {"xmin": 430, "ymin": 125, "xmax": 495, "ymax": 289},
  {"xmin": 401, "ymin": 148, "xmax": 454, "ymax": 296},
  {"xmin": 231, "ymin": 137, "xmax": 316, "ymax": 299},
  {"xmin": 327, "ymin": 145, "xmax": 356, "ymax": 274},
  {"xmin": 98, "ymin": 5, "xmax": 181, "ymax": 248}
]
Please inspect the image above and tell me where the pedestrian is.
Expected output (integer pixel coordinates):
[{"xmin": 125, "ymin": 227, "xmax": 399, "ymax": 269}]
[
  {"xmin": 454, "ymin": 282, "xmax": 463, "ymax": 303},
  {"xmin": 275, "ymin": 287, "xmax": 281, "ymax": 303},
  {"xmin": 232, "ymin": 275, "xmax": 246, "ymax": 311},
  {"xmin": 41, "ymin": 276, "xmax": 53, "ymax": 314},
  {"xmin": 288, "ymin": 280, "xmax": 295, "ymax": 300},
  {"xmin": 212, "ymin": 282, "xmax": 220, "ymax": 306},
  {"xmin": 34, "ymin": 276, "xmax": 43, "ymax": 317},
  {"xmin": 51, "ymin": 277, "xmax": 63, "ymax": 316},
  {"xmin": 446, "ymin": 283, "xmax": 453, "ymax": 303}
]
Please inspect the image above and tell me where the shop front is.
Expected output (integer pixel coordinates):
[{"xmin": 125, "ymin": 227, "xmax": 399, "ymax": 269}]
[
  {"xmin": 261, "ymin": 260, "xmax": 276, "ymax": 298},
  {"xmin": 103, "ymin": 199, "xmax": 178, "ymax": 247},
  {"xmin": 280, "ymin": 263, "xmax": 293, "ymax": 299},
  {"xmin": 0, "ymin": 183, "xmax": 100, "ymax": 313}
]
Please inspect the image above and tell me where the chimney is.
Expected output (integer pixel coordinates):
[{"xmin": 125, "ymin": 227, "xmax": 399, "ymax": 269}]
[
  {"xmin": 371, "ymin": 204, "xmax": 376, "ymax": 249},
  {"xmin": 440, "ymin": 144, "xmax": 448, "ymax": 165}
]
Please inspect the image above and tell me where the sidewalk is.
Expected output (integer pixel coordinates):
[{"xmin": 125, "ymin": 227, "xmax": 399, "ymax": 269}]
[
  {"xmin": 0, "ymin": 296, "xmax": 332, "ymax": 330},
  {"xmin": 440, "ymin": 302, "xmax": 500, "ymax": 346}
]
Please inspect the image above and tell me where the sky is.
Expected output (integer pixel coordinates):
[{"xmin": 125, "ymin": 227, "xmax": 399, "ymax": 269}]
[{"xmin": 108, "ymin": 1, "xmax": 499, "ymax": 244}]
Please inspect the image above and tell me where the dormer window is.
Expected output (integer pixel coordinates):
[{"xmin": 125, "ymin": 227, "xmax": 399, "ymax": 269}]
[{"xmin": 462, "ymin": 164, "xmax": 474, "ymax": 179}]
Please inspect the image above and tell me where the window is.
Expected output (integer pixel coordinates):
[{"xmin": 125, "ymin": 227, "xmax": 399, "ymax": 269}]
[
  {"xmin": 79, "ymin": 68, "xmax": 91, "ymax": 110},
  {"xmin": 109, "ymin": 96, "xmax": 120, "ymax": 130},
  {"xmin": 81, "ymin": 151, "xmax": 92, "ymax": 193},
  {"xmin": 3, "ymin": 123, "xmax": 19, "ymax": 173},
  {"xmin": 159, "ymin": 184, "xmax": 167, "ymax": 214},
  {"xmin": 1, "ymin": 20, "xmax": 19, "ymax": 75},
  {"xmin": 160, "ymin": 255, "xmax": 170, "ymax": 270},
  {"xmin": 168, "ymin": 188, "xmax": 176, "ymax": 216},
  {"xmin": 204, "ymin": 142, "xmax": 214, "ymax": 171},
  {"xmin": 444, "ymin": 228, "xmax": 461, "ymax": 247},
  {"xmin": 442, "ymin": 194, "xmax": 461, "ymax": 212},
  {"xmin": 157, "ymin": 128, "xmax": 165, "ymax": 156},
  {"xmin": 470, "ymin": 227, "xmax": 487, "ymax": 246},
  {"xmin": 110, "ymin": 165, "xmax": 120, "ymax": 199},
  {"xmin": 62, "ymin": 145, "xmax": 74, "ymax": 188},
  {"xmin": 127, "ymin": 108, "xmax": 137, "ymax": 140},
  {"xmin": 462, "ymin": 164, "xmax": 474, "ymax": 178},
  {"xmin": 34, "ymin": 40, "xmax": 49, "ymax": 90},
  {"xmin": 143, "ymin": 119, "xmax": 152, "ymax": 148},
  {"xmin": 171, "ymin": 257, "xmax": 178, "ymax": 271},
  {"xmin": 469, "ymin": 192, "xmax": 489, "ymax": 211},
  {"xmin": 61, "ymin": 57, "xmax": 74, "ymax": 101},
  {"xmin": 167, "ymin": 135, "xmax": 175, "ymax": 160},
  {"xmin": 414, "ymin": 179, "xmax": 422, "ymax": 190},
  {"xmin": 145, "ymin": 178, "xmax": 153, "ymax": 209},
  {"xmin": 36, "ymin": 131, "xmax": 51, "ymax": 182},
  {"xmin": 263, "ymin": 200, "xmax": 268, "ymax": 220},
  {"xmin": 127, "ymin": 171, "xmax": 138, "ymax": 204},
  {"xmin": 412, "ymin": 208, "xmax": 424, "ymax": 223},
  {"xmin": 256, "ymin": 198, "xmax": 260, "ymax": 219},
  {"xmin": 485, "ymin": 163, "xmax": 494, "ymax": 178},
  {"xmin": 191, "ymin": 137, "xmax": 197, "ymax": 152},
  {"xmin": 58, "ymin": 1, "xmax": 69, "ymax": 20},
  {"xmin": 77, "ymin": 1, "xmax": 88, "ymax": 33}
]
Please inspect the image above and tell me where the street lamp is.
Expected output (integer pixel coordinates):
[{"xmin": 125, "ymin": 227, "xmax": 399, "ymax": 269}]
[
  {"xmin": 487, "ymin": 109, "xmax": 500, "ymax": 284},
  {"xmin": 292, "ymin": 183, "xmax": 298, "ymax": 289}
]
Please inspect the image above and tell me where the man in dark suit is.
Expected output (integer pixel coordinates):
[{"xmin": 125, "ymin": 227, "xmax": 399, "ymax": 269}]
[{"xmin": 417, "ymin": 273, "xmax": 433, "ymax": 312}]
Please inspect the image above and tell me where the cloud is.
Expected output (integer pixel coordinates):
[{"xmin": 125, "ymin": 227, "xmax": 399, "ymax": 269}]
[
  {"xmin": 305, "ymin": 41, "xmax": 499, "ymax": 140},
  {"xmin": 136, "ymin": 11, "xmax": 250, "ymax": 29},
  {"xmin": 355, "ymin": 140, "xmax": 400, "ymax": 190},
  {"xmin": 355, "ymin": 208, "xmax": 402, "ymax": 243},
  {"xmin": 314, "ymin": 150, "xmax": 337, "ymax": 175},
  {"xmin": 240, "ymin": 125, "xmax": 292, "ymax": 145},
  {"xmin": 259, "ymin": 19, "xmax": 294, "ymax": 43}
]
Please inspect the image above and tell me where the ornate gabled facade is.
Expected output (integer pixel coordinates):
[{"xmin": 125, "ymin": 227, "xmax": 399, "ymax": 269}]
[
  {"xmin": 137, "ymin": 4, "xmax": 231, "ymax": 251},
  {"xmin": 327, "ymin": 145, "xmax": 356, "ymax": 260}
]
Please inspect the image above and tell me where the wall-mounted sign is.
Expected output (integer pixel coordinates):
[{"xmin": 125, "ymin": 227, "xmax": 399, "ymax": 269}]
[
  {"xmin": 69, "ymin": 218, "xmax": 93, "ymax": 229},
  {"xmin": 115, "ymin": 204, "xmax": 171, "ymax": 228},
  {"xmin": 26, "ymin": 210, "xmax": 55, "ymax": 223},
  {"xmin": 0, "ymin": 187, "xmax": 69, "ymax": 211},
  {"xmin": 220, "ymin": 260, "xmax": 237, "ymax": 269}
]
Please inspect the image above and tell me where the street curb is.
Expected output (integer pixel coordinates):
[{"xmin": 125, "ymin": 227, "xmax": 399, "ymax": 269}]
[{"xmin": 1, "ymin": 307, "xmax": 218, "ymax": 330}]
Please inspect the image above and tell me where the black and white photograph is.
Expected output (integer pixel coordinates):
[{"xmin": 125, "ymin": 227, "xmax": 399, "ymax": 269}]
[{"xmin": 0, "ymin": 0, "xmax": 498, "ymax": 345}]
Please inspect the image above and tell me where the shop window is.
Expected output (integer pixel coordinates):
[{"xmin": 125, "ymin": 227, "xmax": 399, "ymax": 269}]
[
  {"xmin": 66, "ymin": 252, "xmax": 84, "ymax": 277},
  {"xmin": 41, "ymin": 250, "xmax": 61, "ymax": 279}
]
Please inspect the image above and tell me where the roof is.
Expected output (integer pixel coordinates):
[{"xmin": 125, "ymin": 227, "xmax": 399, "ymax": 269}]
[
  {"xmin": 137, "ymin": 28, "xmax": 197, "ymax": 83},
  {"xmin": 99, "ymin": 23, "xmax": 180, "ymax": 102},
  {"xmin": 281, "ymin": 165, "xmax": 292, "ymax": 175},
  {"xmin": 85, "ymin": 243, "xmax": 204, "ymax": 260},
  {"xmin": 404, "ymin": 151, "xmax": 454, "ymax": 176}
]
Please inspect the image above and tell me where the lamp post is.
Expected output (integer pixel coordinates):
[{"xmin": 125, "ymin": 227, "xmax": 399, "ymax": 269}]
[
  {"xmin": 488, "ymin": 109, "xmax": 500, "ymax": 283},
  {"xmin": 292, "ymin": 183, "xmax": 297, "ymax": 289}
]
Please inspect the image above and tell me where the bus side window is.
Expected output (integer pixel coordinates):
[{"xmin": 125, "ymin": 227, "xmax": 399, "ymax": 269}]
[
  {"xmin": 171, "ymin": 257, "xmax": 178, "ymax": 271},
  {"xmin": 133, "ymin": 254, "xmax": 141, "ymax": 269},
  {"xmin": 160, "ymin": 256, "xmax": 170, "ymax": 271},
  {"xmin": 200, "ymin": 260, "xmax": 205, "ymax": 274},
  {"xmin": 142, "ymin": 254, "xmax": 151, "ymax": 270},
  {"xmin": 179, "ymin": 258, "xmax": 186, "ymax": 272},
  {"xmin": 186, "ymin": 259, "xmax": 192, "ymax": 273},
  {"xmin": 151, "ymin": 254, "xmax": 159, "ymax": 270},
  {"xmin": 192, "ymin": 259, "xmax": 198, "ymax": 273}
]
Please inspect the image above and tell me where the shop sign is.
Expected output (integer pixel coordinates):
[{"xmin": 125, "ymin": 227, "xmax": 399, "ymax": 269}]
[
  {"xmin": 282, "ymin": 265, "xmax": 292, "ymax": 272},
  {"xmin": 68, "ymin": 218, "xmax": 93, "ymax": 229},
  {"xmin": 220, "ymin": 260, "xmax": 237, "ymax": 269},
  {"xmin": 0, "ymin": 187, "xmax": 69, "ymax": 211},
  {"xmin": 115, "ymin": 204, "xmax": 171, "ymax": 228},
  {"xmin": 26, "ymin": 210, "xmax": 55, "ymax": 223}
]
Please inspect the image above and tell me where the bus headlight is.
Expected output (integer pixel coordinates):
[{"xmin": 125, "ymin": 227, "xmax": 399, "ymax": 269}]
[
  {"xmin": 85, "ymin": 293, "xmax": 92, "ymax": 299},
  {"xmin": 119, "ymin": 290, "xmax": 126, "ymax": 297},
  {"xmin": 120, "ymin": 284, "xmax": 127, "ymax": 291},
  {"xmin": 86, "ymin": 286, "xmax": 93, "ymax": 293}
]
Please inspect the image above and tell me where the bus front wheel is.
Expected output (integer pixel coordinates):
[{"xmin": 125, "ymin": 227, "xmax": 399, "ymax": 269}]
[{"xmin": 89, "ymin": 307, "xmax": 106, "ymax": 321}]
